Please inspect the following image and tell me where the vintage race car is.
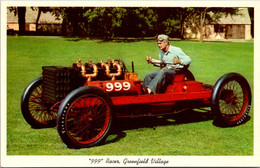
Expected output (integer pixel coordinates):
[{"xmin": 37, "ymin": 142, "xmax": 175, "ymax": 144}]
[{"xmin": 21, "ymin": 59, "xmax": 252, "ymax": 149}]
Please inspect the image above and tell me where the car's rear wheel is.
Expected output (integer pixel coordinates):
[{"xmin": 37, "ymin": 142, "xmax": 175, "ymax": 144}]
[
  {"xmin": 211, "ymin": 73, "xmax": 251, "ymax": 126},
  {"xmin": 21, "ymin": 77, "xmax": 56, "ymax": 128},
  {"xmin": 57, "ymin": 86, "xmax": 113, "ymax": 149}
]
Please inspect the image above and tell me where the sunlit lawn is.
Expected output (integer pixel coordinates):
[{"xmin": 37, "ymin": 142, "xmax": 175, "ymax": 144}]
[{"xmin": 6, "ymin": 36, "xmax": 253, "ymax": 155}]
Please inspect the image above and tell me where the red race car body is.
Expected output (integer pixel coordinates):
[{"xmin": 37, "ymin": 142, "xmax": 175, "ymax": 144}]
[{"xmin": 21, "ymin": 59, "xmax": 252, "ymax": 149}]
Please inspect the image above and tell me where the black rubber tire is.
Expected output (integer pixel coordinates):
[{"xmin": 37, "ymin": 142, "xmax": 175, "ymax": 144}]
[
  {"xmin": 211, "ymin": 73, "xmax": 251, "ymax": 126},
  {"xmin": 57, "ymin": 86, "xmax": 113, "ymax": 149},
  {"xmin": 21, "ymin": 77, "xmax": 56, "ymax": 128}
]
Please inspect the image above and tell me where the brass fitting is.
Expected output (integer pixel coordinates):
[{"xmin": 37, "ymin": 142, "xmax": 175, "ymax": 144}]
[
  {"xmin": 78, "ymin": 59, "xmax": 98, "ymax": 82},
  {"xmin": 101, "ymin": 60, "xmax": 122, "ymax": 81}
]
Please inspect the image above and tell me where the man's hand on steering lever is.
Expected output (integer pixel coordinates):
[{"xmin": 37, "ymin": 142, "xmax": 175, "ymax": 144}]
[
  {"xmin": 146, "ymin": 55, "xmax": 152, "ymax": 63},
  {"xmin": 173, "ymin": 56, "xmax": 181, "ymax": 65}
]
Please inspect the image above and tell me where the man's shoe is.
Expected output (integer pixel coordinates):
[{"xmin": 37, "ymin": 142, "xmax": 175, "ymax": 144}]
[
  {"xmin": 142, "ymin": 87, "xmax": 154, "ymax": 94},
  {"xmin": 147, "ymin": 88, "xmax": 154, "ymax": 94}
]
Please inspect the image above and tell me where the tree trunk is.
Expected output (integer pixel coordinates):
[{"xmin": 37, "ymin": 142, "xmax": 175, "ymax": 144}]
[
  {"xmin": 36, "ymin": 8, "xmax": 42, "ymax": 32},
  {"xmin": 18, "ymin": 7, "xmax": 26, "ymax": 35},
  {"xmin": 200, "ymin": 8, "xmax": 208, "ymax": 42},
  {"xmin": 200, "ymin": 12, "xmax": 203, "ymax": 42},
  {"xmin": 180, "ymin": 18, "xmax": 185, "ymax": 39},
  {"xmin": 180, "ymin": 13, "xmax": 184, "ymax": 39},
  {"xmin": 62, "ymin": 19, "xmax": 68, "ymax": 36}
]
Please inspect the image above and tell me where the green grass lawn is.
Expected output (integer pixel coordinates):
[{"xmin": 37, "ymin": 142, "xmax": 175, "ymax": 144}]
[{"xmin": 6, "ymin": 36, "xmax": 254, "ymax": 155}]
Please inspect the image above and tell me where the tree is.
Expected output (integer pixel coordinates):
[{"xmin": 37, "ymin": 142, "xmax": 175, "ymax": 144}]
[
  {"xmin": 82, "ymin": 7, "xmax": 127, "ymax": 39},
  {"xmin": 248, "ymin": 8, "xmax": 254, "ymax": 38},
  {"xmin": 116, "ymin": 7, "xmax": 157, "ymax": 37},
  {"xmin": 170, "ymin": 8, "xmax": 196, "ymax": 39},
  {"xmin": 8, "ymin": 7, "xmax": 26, "ymax": 35},
  {"xmin": 198, "ymin": 7, "xmax": 209, "ymax": 42},
  {"xmin": 51, "ymin": 7, "xmax": 157, "ymax": 39},
  {"xmin": 81, "ymin": 7, "xmax": 157, "ymax": 39},
  {"xmin": 151, "ymin": 7, "xmax": 179, "ymax": 37},
  {"xmin": 52, "ymin": 7, "xmax": 88, "ymax": 36},
  {"xmin": 33, "ymin": 7, "xmax": 52, "ymax": 32}
]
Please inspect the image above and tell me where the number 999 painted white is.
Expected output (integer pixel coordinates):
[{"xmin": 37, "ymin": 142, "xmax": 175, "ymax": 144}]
[{"xmin": 106, "ymin": 82, "xmax": 131, "ymax": 92}]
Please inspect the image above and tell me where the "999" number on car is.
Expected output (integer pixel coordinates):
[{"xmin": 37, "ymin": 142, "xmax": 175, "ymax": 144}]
[{"xmin": 106, "ymin": 82, "xmax": 131, "ymax": 92}]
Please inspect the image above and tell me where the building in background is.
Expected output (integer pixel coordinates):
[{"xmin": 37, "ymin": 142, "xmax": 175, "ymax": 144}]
[{"xmin": 184, "ymin": 8, "xmax": 252, "ymax": 40}]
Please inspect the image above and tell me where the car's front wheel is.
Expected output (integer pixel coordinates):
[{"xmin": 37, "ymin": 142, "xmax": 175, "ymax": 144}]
[{"xmin": 57, "ymin": 86, "xmax": 113, "ymax": 149}]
